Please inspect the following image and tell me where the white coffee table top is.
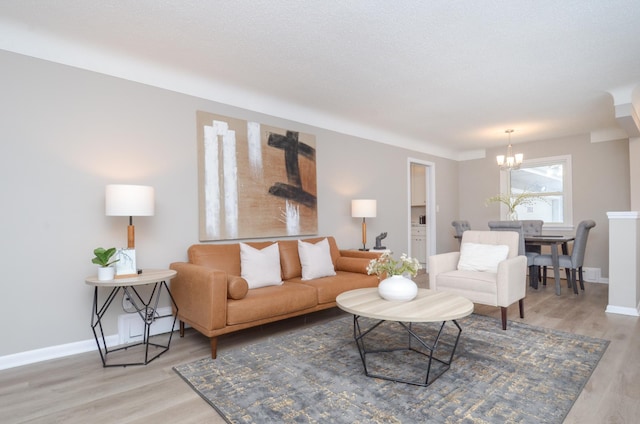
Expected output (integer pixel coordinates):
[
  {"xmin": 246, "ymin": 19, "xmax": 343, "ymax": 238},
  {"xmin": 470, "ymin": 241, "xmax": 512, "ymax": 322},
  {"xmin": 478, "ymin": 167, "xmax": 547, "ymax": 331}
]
[{"xmin": 336, "ymin": 288, "xmax": 474, "ymax": 322}]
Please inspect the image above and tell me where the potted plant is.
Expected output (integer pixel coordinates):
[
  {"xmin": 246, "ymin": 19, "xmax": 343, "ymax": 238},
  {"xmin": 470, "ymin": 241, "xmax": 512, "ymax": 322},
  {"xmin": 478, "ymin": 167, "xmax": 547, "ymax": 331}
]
[
  {"xmin": 92, "ymin": 247, "xmax": 119, "ymax": 281},
  {"xmin": 366, "ymin": 252, "xmax": 422, "ymax": 301}
]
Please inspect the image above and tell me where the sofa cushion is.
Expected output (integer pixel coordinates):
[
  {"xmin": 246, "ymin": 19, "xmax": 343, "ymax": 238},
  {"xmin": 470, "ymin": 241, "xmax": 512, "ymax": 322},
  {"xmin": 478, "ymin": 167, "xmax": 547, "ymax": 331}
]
[
  {"xmin": 227, "ymin": 275, "xmax": 249, "ymax": 299},
  {"xmin": 294, "ymin": 271, "xmax": 379, "ymax": 304},
  {"xmin": 240, "ymin": 242, "xmax": 283, "ymax": 289},
  {"xmin": 278, "ymin": 239, "xmax": 303, "ymax": 280},
  {"xmin": 188, "ymin": 243, "xmax": 241, "ymax": 275},
  {"xmin": 298, "ymin": 238, "xmax": 337, "ymax": 280},
  {"xmin": 226, "ymin": 282, "xmax": 318, "ymax": 325},
  {"xmin": 457, "ymin": 242, "xmax": 509, "ymax": 273}
]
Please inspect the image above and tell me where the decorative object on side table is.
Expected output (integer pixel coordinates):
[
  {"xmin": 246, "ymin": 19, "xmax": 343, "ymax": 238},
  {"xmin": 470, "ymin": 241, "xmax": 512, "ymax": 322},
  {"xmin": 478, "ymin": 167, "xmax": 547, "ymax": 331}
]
[
  {"xmin": 374, "ymin": 232, "xmax": 387, "ymax": 249},
  {"xmin": 91, "ymin": 247, "xmax": 119, "ymax": 281},
  {"xmin": 367, "ymin": 251, "xmax": 421, "ymax": 301},
  {"xmin": 485, "ymin": 191, "xmax": 544, "ymax": 221}
]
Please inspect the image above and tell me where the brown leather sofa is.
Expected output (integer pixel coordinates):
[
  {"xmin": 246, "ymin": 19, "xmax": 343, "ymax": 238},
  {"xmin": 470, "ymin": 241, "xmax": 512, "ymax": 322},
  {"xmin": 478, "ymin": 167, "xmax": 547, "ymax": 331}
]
[{"xmin": 169, "ymin": 236, "xmax": 380, "ymax": 358}]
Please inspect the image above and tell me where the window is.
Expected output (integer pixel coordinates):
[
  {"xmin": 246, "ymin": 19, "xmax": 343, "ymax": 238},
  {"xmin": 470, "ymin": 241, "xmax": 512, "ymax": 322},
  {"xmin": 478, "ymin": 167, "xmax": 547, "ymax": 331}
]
[{"xmin": 500, "ymin": 155, "xmax": 572, "ymax": 229}]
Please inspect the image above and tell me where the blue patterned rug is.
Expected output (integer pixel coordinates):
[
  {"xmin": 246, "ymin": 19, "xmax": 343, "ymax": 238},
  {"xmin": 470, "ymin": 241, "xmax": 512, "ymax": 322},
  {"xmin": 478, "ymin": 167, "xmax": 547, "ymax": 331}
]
[{"xmin": 173, "ymin": 314, "xmax": 608, "ymax": 423}]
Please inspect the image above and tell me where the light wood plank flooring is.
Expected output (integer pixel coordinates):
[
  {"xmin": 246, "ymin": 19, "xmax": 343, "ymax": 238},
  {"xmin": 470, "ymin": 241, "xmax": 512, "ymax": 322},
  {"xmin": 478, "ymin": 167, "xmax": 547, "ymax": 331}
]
[{"xmin": 1, "ymin": 278, "xmax": 638, "ymax": 423}]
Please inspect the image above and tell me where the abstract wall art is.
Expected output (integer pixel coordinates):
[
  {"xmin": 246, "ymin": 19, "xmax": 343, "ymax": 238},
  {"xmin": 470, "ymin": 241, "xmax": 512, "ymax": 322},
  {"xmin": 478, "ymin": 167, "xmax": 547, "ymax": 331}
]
[{"xmin": 196, "ymin": 111, "xmax": 318, "ymax": 241}]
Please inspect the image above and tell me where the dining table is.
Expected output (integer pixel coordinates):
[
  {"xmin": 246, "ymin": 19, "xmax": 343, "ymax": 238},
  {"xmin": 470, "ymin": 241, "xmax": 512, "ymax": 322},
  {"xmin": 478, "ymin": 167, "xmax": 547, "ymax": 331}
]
[{"xmin": 525, "ymin": 235, "xmax": 575, "ymax": 295}]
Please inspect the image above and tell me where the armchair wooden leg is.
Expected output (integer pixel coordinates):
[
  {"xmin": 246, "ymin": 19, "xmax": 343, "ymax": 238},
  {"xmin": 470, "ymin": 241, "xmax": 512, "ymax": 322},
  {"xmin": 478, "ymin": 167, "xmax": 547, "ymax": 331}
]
[
  {"xmin": 519, "ymin": 298, "xmax": 524, "ymax": 319},
  {"xmin": 501, "ymin": 307, "xmax": 507, "ymax": 330},
  {"xmin": 210, "ymin": 337, "xmax": 218, "ymax": 359},
  {"xmin": 179, "ymin": 320, "xmax": 185, "ymax": 337}
]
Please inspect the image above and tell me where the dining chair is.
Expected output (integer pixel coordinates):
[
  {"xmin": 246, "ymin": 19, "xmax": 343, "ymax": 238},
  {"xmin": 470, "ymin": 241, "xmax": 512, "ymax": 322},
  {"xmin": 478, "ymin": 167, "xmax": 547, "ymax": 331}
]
[
  {"xmin": 488, "ymin": 221, "xmax": 540, "ymax": 287},
  {"xmin": 533, "ymin": 220, "xmax": 596, "ymax": 294},
  {"xmin": 520, "ymin": 220, "xmax": 544, "ymax": 253},
  {"xmin": 521, "ymin": 220, "xmax": 544, "ymax": 283},
  {"xmin": 451, "ymin": 220, "xmax": 471, "ymax": 244}
]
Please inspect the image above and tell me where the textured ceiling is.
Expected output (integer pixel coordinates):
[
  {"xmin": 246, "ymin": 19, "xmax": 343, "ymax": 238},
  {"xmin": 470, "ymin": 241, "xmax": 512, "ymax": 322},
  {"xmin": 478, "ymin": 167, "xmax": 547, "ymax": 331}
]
[{"xmin": 1, "ymin": 0, "xmax": 639, "ymax": 159}]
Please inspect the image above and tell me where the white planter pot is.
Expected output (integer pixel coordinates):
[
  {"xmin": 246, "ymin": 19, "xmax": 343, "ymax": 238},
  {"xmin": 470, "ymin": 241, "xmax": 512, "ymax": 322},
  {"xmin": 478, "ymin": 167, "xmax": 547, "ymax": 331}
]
[
  {"xmin": 377, "ymin": 275, "xmax": 418, "ymax": 301},
  {"xmin": 97, "ymin": 266, "xmax": 116, "ymax": 281}
]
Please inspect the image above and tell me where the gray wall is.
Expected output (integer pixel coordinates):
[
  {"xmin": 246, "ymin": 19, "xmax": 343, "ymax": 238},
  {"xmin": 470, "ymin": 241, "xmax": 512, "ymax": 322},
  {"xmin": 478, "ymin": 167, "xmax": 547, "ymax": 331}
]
[
  {"xmin": 0, "ymin": 50, "xmax": 456, "ymax": 356},
  {"xmin": 458, "ymin": 134, "xmax": 630, "ymax": 277}
]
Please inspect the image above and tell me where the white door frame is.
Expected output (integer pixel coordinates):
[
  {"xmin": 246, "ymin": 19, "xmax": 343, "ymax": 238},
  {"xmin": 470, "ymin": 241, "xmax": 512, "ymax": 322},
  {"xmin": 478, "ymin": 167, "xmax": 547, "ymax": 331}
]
[{"xmin": 407, "ymin": 158, "xmax": 436, "ymax": 271}]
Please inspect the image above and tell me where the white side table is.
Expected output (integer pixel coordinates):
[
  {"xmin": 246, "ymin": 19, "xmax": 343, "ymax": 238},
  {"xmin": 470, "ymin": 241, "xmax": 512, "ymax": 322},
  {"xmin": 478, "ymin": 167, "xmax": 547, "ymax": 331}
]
[{"xmin": 85, "ymin": 269, "xmax": 178, "ymax": 367}]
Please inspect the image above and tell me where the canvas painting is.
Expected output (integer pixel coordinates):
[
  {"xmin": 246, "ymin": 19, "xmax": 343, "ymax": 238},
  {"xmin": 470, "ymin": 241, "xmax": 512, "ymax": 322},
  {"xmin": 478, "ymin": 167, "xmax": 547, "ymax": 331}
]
[{"xmin": 197, "ymin": 111, "xmax": 318, "ymax": 241}]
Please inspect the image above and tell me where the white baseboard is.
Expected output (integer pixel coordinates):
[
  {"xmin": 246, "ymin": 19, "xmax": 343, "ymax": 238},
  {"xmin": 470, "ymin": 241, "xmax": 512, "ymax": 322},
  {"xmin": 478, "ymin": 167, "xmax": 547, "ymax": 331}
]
[
  {"xmin": 0, "ymin": 306, "xmax": 179, "ymax": 371},
  {"xmin": 605, "ymin": 304, "xmax": 640, "ymax": 316},
  {"xmin": 0, "ymin": 334, "xmax": 118, "ymax": 371},
  {"xmin": 545, "ymin": 267, "xmax": 608, "ymax": 284}
]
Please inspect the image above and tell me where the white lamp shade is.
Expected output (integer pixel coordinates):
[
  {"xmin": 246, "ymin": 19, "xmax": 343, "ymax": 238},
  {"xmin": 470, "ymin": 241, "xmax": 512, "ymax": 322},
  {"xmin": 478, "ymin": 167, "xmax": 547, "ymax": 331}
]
[
  {"xmin": 351, "ymin": 199, "xmax": 377, "ymax": 218},
  {"xmin": 105, "ymin": 185, "xmax": 155, "ymax": 216}
]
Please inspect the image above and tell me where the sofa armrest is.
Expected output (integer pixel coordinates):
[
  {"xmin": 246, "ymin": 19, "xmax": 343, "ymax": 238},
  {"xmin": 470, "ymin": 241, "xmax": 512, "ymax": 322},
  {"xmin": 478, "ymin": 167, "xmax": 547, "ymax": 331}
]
[
  {"xmin": 495, "ymin": 255, "xmax": 528, "ymax": 307},
  {"xmin": 169, "ymin": 262, "xmax": 228, "ymax": 332},
  {"xmin": 339, "ymin": 249, "xmax": 382, "ymax": 259},
  {"xmin": 336, "ymin": 250, "xmax": 381, "ymax": 274},
  {"xmin": 427, "ymin": 252, "xmax": 460, "ymax": 290}
]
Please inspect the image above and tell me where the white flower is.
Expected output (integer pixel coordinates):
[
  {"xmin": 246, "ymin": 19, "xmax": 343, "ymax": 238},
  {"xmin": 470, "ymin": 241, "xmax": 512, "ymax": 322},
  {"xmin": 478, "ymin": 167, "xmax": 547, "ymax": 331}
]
[{"xmin": 367, "ymin": 252, "xmax": 421, "ymax": 278}]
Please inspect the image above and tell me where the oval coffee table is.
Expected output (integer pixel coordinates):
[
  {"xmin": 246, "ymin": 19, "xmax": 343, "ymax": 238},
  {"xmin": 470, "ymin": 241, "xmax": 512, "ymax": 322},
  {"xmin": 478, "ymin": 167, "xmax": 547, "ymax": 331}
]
[{"xmin": 336, "ymin": 287, "xmax": 474, "ymax": 386}]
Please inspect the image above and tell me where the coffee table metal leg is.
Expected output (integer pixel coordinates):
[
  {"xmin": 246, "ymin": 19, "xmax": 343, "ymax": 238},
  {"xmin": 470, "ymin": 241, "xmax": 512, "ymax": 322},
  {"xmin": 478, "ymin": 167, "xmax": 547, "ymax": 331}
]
[{"xmin": 351, "ymin": 315, "xmax": 463, "ymax": 387}]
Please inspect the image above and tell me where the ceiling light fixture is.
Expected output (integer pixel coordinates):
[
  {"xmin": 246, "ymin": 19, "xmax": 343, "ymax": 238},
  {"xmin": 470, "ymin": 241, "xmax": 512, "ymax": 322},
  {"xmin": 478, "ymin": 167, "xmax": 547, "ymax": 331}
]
[{"xmin": 496, "ymin": 129, "xmax": 523, "ymax": 171}]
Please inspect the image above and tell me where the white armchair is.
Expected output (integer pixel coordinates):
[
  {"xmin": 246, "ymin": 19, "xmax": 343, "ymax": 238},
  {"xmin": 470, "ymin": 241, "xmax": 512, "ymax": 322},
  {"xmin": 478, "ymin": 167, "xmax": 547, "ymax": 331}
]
[{"xmin": 428, "ymin": 230, "xmax": 527, "ymax": 330}]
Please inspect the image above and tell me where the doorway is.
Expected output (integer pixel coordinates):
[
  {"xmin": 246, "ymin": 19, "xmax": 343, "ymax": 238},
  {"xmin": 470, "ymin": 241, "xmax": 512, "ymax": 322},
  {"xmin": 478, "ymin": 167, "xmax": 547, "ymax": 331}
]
[{"xmin": 408, "ymin": 158, "xmax": 436, "ymax": 271}]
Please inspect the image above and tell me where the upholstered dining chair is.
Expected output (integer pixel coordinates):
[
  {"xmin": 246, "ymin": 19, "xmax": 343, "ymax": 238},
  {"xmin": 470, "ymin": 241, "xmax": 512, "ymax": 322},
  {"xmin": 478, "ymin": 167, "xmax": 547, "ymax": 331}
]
[
  {"xmin": 451, "ymin": 220, "xmax": 471, "ymax": 244},
  {"xmin": 429, "ymin": 230, "xmax": 528, "ymax": 330},
  {"xmin": 520, "ymin": 220, "xmax": 544, "ymax": 284},
  {"xmin": 520, "ymin": 220, "xmax": 544, "ymax": 253},
  {"xmin": 533, "ymin": 220, "xmax": 596, "ymax": 294},
  {"xmin": 488, "ymin": 221, "xmax": 540, "ymax": 287}
]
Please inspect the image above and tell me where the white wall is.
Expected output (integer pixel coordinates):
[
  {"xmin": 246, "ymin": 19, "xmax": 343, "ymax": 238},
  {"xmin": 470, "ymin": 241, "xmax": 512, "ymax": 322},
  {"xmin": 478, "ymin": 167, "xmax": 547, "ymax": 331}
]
[{"xmin": 0, "ymin": 50, "xmax": 455, "ymax": 357}]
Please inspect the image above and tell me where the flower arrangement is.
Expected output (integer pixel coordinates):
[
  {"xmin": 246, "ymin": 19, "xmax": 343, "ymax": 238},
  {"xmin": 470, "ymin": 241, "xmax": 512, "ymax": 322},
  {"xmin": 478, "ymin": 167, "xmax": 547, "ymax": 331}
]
[
  {"xmin": 366, "ymin": 252, "xmax": 421, "ymax": 278},
  {"xmin": 485, "ymin": 191, "xmax": 546, "ymax": 220}
]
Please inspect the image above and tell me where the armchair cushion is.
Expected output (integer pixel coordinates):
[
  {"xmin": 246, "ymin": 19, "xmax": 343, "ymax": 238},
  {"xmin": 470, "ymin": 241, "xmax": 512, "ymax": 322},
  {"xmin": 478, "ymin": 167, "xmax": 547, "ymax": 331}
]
[{"xmin": 457, "ymin": 242, "xmax": 509, "ymax": 273}]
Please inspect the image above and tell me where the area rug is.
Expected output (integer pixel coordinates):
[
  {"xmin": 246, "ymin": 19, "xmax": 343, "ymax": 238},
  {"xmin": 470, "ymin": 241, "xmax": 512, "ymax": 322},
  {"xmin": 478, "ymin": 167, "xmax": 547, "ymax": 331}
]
[{"xmin": 173, "ymin": 314, "xmax": 608, "ymax": 423}]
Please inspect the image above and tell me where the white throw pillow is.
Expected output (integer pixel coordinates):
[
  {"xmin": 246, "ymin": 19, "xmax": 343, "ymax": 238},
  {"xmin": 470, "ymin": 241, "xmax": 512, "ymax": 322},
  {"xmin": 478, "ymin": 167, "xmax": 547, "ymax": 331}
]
[
  {"xmin": 457, "ymin": 242, "xmax": 509, "ymax": 273},
  {"xmin": 240, "ymin": 242, "xmax": 283, "ymax": 289},
  {"xmin": 298, "ymin": 238, "xmax": 337, "ymax": 280}
]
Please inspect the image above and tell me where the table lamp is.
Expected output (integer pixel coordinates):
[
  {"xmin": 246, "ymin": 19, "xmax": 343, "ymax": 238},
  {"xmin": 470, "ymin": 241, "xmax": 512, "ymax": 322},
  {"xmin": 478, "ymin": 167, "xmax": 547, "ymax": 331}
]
[
  {"xmin": 351, "ymin": 199, "xmax": 377, "ymax": 251},
  {"xmin": 105, "ymin": 184, "xmax": 155, "ymax": 249}
]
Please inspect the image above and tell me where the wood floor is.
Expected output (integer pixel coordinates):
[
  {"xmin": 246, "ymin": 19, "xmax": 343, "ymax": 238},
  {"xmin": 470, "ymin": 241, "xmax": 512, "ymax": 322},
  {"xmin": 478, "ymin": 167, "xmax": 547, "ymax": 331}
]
[{"xmin": 1, "ymin": 278, "xmax": 639, "ymax": 423}]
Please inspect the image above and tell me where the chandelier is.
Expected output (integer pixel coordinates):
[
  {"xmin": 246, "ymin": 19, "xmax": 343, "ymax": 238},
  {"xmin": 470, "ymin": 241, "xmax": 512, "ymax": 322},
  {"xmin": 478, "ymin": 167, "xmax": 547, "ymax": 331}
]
[{"xmin": 496, "ymin": 129, "xmax": 523, "ymax": 171}]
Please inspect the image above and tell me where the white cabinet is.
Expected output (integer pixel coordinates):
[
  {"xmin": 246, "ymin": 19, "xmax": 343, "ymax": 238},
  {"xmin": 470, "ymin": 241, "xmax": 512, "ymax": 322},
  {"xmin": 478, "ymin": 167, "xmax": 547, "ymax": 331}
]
[
  {"xmin": 411, "ymin": 164, "xmax": 426, "ymax": 206},
  {"xmin": 411, "ymin": 225, "xmax": 427, "ymax": 265}
]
